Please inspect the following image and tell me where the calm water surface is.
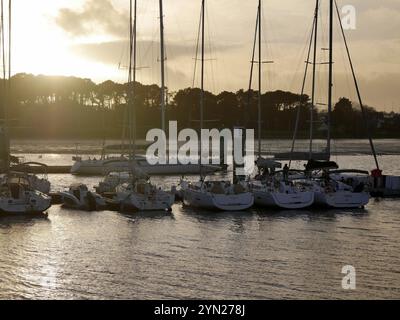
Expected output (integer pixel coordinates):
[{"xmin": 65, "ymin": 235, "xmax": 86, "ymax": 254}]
[{"xmin": 0, "ymin": 140, "xmax": 399, "ymax": 299}]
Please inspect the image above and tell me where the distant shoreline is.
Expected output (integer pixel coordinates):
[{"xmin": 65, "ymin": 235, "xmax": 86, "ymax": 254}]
[
  {"xmin": 8, "ymin": 136, "xmax": 400, "ymax": 141},
  {"xmin": 8, "ymin": 138, "xmax": 400, "ymax": 156}
]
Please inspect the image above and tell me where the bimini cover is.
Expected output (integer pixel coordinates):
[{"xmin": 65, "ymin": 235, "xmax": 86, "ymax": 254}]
[
  {"xmin": 306, "ymin": 160, "xmax": 339, "ymax": 171},
  {"xmin": 256, "ymin": 158, "xmax": 282, "ymax": 169}
]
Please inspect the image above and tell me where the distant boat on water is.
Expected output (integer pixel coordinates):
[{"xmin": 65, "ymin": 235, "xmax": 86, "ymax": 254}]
[{"xmin": 71, "ymin": 153, "xmax": 222, "ymax": 176}]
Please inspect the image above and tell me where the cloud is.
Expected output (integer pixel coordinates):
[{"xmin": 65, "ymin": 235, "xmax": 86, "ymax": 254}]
[
  {"xmin": 71, "ymin": 39, "xmax": 239, "ymax": 65},
  {"xmin": 50, "ymin": 0, "xmax": 400, "ymax": 109},
  {"xmin": 56, "ymin": 0, "xmax": 127, "ymax": 37}
]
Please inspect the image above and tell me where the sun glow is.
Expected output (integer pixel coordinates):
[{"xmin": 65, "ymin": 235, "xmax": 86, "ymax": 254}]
[{"xmin": 10, "ymin": 0, "xmax": 125, "ymax": 82}]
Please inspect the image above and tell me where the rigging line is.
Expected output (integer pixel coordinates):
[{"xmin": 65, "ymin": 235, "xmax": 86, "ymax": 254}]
[
  {"xmin": 287, "ymin": 23, "xmax": 310, "ymax": 95},
  {"xmin": 7, "ymin": 0, "xmax": 10, "ymax": 81},
  {"xmin": 132, "ymin": 0, "xmax": 138, "ymax": 161},
  {"xmin": 327, "ymin": 0, "xmax": 334, "ymax": 158},
  {"xmin": 260, "ymin": 4, "xmax": 274, "ymax": 92},
  {"xmin": 2, "ymin": 0, "xmax": 11, "ymax": 170},
  {"xmin": 159, "ymin": 0, "xmax": 166, "ymax": 132},
  {"xmin": 336, "ymin": 15, "xmax": 353, "ymax": 103},
  {"xmin": 122, "ymin": 0, "xmax": 136, "ymax": 150},
  {"xmin": 127, "ymin": 0, "xmax": 135, "ymax": 160},
  {"xmin": 0, "ymin": 0, "xmax": 6, "ymax": 126},
  {"xmin": 199, "ymin": 0, "xmax": 205, "ymax": 180},
  {"xmin": 289, "ymin": 1, "xmax": 318, "ymax": 168},
  {"xmin": 257, "ymin": 0, "xmax": 261, "ymax": 160},
  {"xmin": 207, "ymin": 8, "xmax": 217, "ymax": 94},
  {"xmin": 122, "ymin": 0, "xmax": 134, "ymax": 153},
  {"xmin": 334, "ymin": 0, "xmax": 380, "ymax": 170},
  {"xmin": 245, "ymin": 6, "xmax": 259, "ymax": 128},
  {"xmin": 309, "ymin": 0, "xmax": 319, "ymax": 158},
  {"xmin": 192, "ymin": 6, "xmax": 202, "ymax": 88},
  {"xmin": 1, "ymin": 0, "xmax": 5, "ymax": 81},
  {"xmin": 205, "ymin": 7, "xmax": 213, "ymax": 93}
]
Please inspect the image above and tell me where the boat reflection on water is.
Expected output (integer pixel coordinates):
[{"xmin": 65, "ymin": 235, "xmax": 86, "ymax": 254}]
[
  {"xmin": 119, "ymin": 209, "xmax": 176, "ymax": 222},
  {"xmin": 0, "ymin": 212, "xmax": 49, "ymax": 226}
]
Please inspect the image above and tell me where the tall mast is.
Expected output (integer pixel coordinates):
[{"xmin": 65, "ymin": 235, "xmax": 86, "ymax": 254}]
[
  {"xmin": 0, "ymin": 0, "xmax": 11, "ymax": 172},
  {"xmin": 257, "ymin": 0, "xmax": 262, "ymax": 159},
  {"xmin": 128, "ymin": 0, "xmax": 137, "ymax": 161},
  {"xmin": 289, "ymin": 12, "xmax": 317, "ymax": 167},
  {"xmin": 309, "ymin": 0, "xmax": 319, "ymax": 159},
  {"xmin": 159, "ymin": 0, "xmax": 166, "ymax": 132},
  {"xmin": 327, "ymin": 0, "xmax": 333, "ymax": 158},
  {"xmin": 245, "ymin": 7, "xmax": 259, "ymax": 128},
  {"xmin": 199, "ymin": 0, "xmax": 205, "ymax": 180},
  {"xmin": 334, "ymin": 0, "xmax": 380, "ymax": 170},
  {"xmin": 7, "ymin": 0, "xmax": 10, "ymax": 170}
]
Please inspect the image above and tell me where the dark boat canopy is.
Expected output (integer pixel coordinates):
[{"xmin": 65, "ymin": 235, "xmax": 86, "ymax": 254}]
[
  {"xmin": 256, "ymin": 158, "xmax": 282, "ymax": 169},
  {"xmin": 274, "ymin": 152, "xmax": 330, "ymax": 161},
  {"xmin": 330, "ymin": 169, "xmax": 369, "ymax": 175},
  {"xmin": 306, "ymin": 160, "xmax": 339, "ymax": 171}
]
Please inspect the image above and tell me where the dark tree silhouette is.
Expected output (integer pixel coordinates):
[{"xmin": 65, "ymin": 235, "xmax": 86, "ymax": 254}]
[{"xmin": 0, "ymin": 73, "xmax": 394, "ymax": 139}]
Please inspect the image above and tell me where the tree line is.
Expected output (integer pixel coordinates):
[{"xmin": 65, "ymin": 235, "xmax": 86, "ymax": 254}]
[{"xmin": 0, "ymin": 73, "xmax": 397, "ymax": 139}]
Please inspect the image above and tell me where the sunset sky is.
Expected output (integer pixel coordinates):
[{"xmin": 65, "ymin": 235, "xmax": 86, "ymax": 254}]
[{"xmin": 9, "ymin": 0, "xmax": 400, "ymax": 110}]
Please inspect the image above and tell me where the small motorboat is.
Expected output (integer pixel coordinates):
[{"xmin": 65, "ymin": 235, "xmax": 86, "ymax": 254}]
[{"xmin": 59, "ymin": 184, "xmax": 106, "ymax": 211}]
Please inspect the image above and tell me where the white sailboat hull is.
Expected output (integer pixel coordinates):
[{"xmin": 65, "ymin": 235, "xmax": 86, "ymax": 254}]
[
  {"xmin": 117, "ymin": 191, "xmax": 175, "ymax": 212},
  {"xmin": 183, "ymin": 189, "xmax": 254, "ymax": 211},
  {"xmin": 0, "ymin": 193, "xmax": 51, "ymax": 214},
  {"xmin": 254, "ymin": 190, "xmax": 314, "ymax": 209},
  {"xmin": 314, "ymin": 191, "xmax": 370, "ymax": 208}
]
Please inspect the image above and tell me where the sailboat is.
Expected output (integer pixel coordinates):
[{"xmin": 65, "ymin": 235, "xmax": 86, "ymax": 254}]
[
  {"xmin": 5, "ymin": 162, "xmax": 51, "ymax": 194},
  {"xmin": 113, "ymin": 0, "xmax": 174, "ymax": 212},
  {"xmin": 249, "ymin": 0, "xmax": 314, "ymax": 210},
  {"xmin": 284, "ymin": 0, "xmax": 371, "ymax": 209},
  {"xmin": 0, "ymin": 174, "xmax": 51, "ymax": 214},
  {"xmin": 73, "ymin": 0, "xmax": 223, "ymax": 177},
  {"xmin": 181, "ymin": 0, "xmax": 254, "ymax": 212},
  {"xmin": 0, "ymin": 2, "xmax": 51, "ymax": 215}
]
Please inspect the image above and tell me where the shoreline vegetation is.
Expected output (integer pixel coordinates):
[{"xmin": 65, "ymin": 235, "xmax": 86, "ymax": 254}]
[{"xmin": 1, "ymin": 73, "xmax": 399, "ymax": 140}]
